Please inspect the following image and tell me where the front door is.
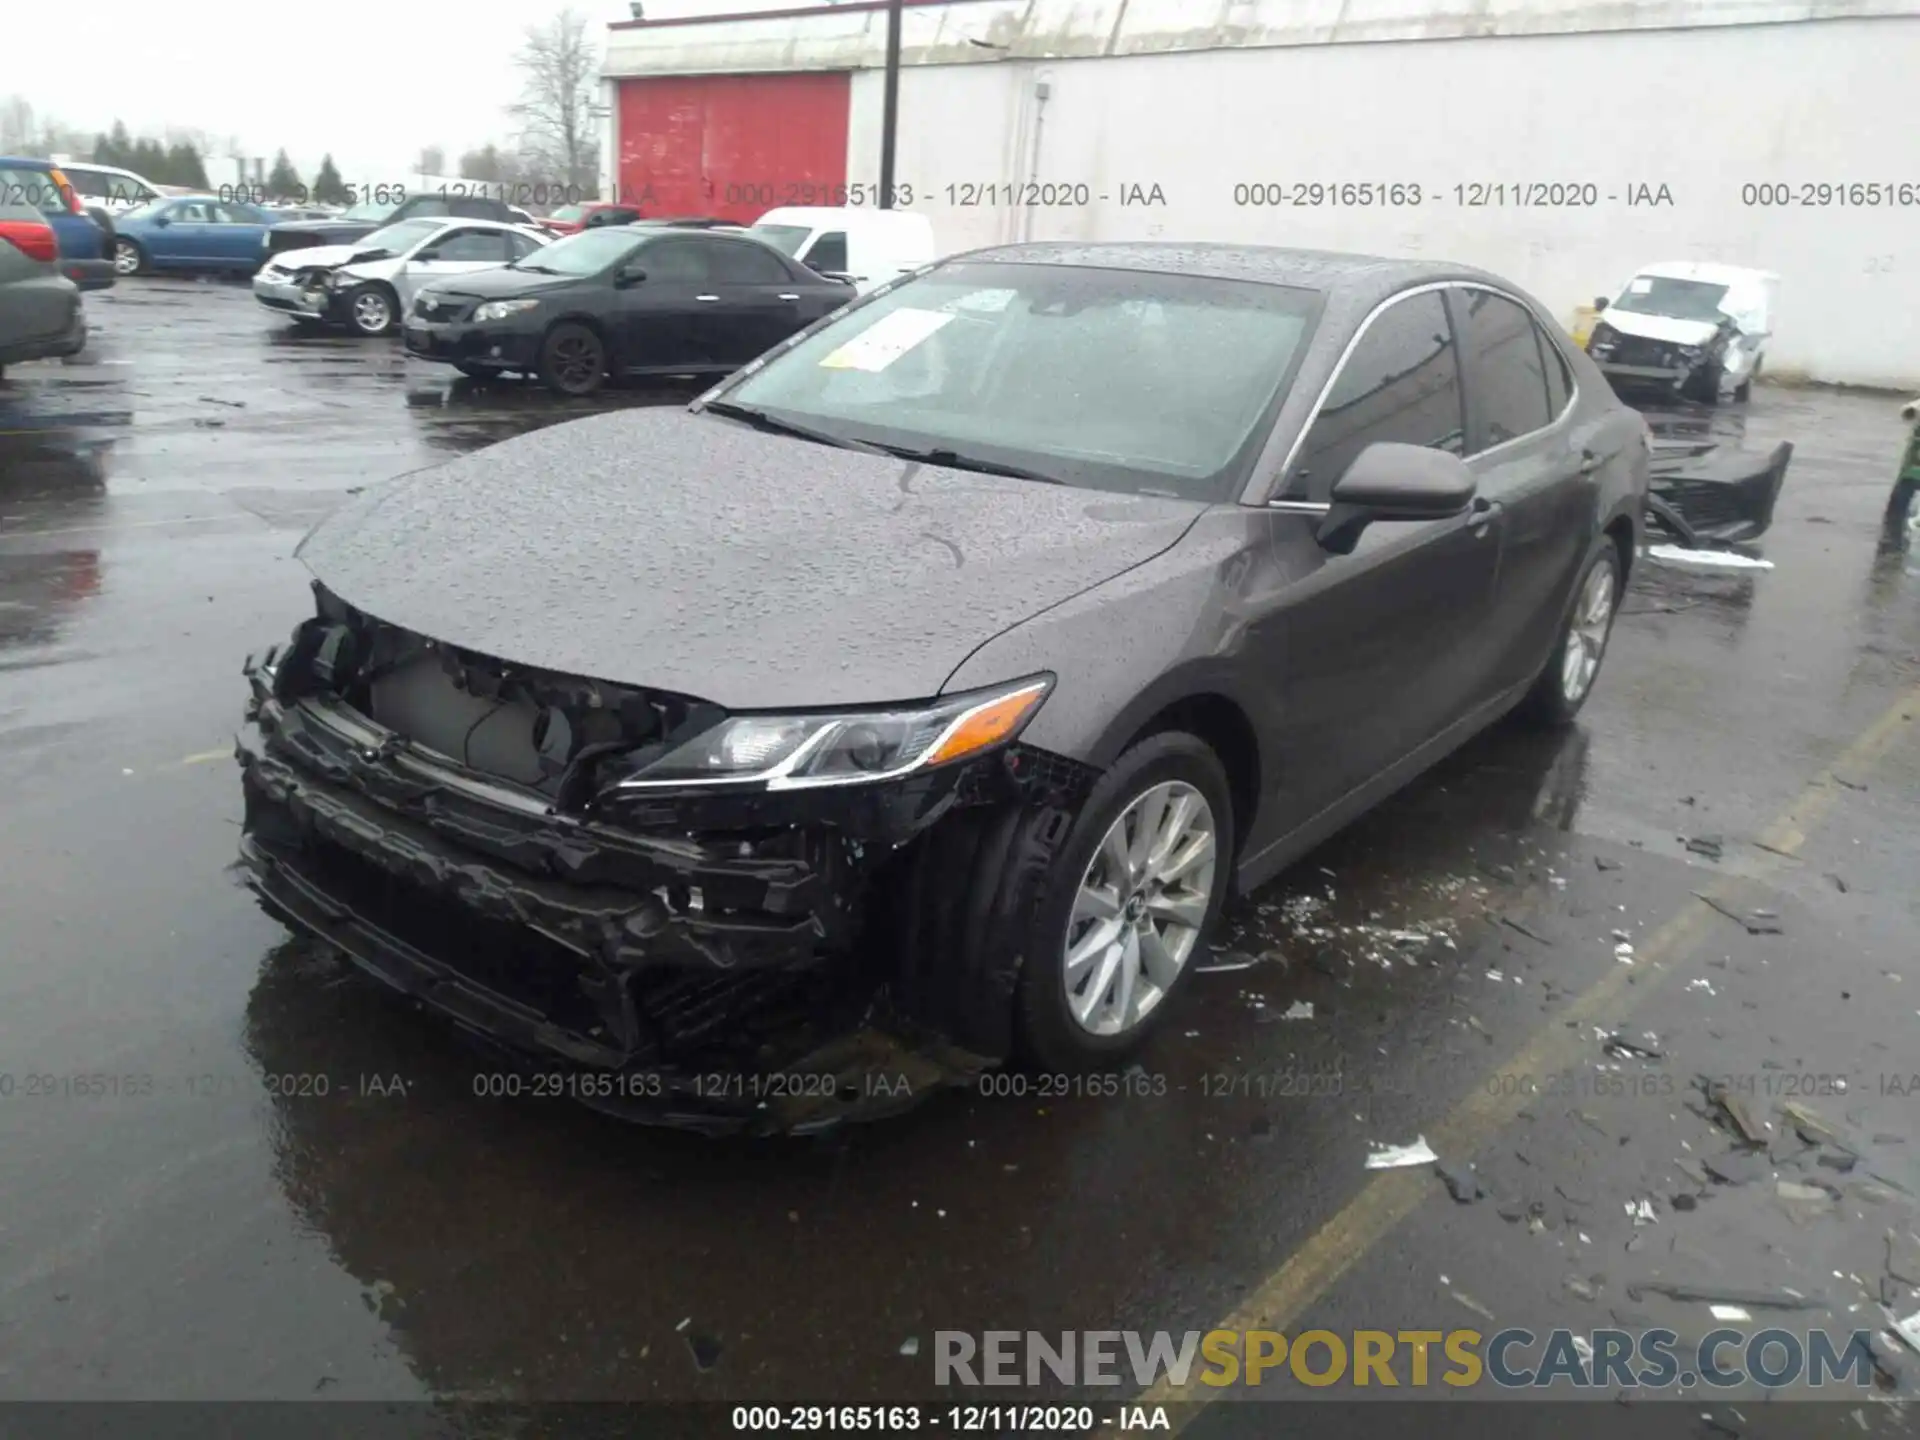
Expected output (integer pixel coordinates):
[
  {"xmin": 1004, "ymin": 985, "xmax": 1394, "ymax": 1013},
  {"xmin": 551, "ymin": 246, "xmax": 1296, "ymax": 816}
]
[
  {"xmin": 611, "ymin": 235, "xmax": 715, "ymax": 371},
  {"xmin": 1261, "ymin": 286, "xmax": 1506, "ymax": 820},
  {"xmin": 156, "ymin": 199, "xmax": 217, "ymax": 267}
]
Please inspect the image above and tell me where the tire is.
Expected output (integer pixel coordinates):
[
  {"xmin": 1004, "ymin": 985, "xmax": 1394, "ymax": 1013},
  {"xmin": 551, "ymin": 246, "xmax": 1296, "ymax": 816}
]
[
  {"xmin": 1680, "ymin": 360, "xmax": 1723, "ymax": 406},
  {"xmin": 112, "ymin": 239, "xmax": 146, "ymax": 277},
  {"xmin": 537, "ymin": 322, "xmax": 606, "ymax": 396},
  {"xmin": 1516, "ymin": 542, "xmax": 1622, "ymax": 728},
  {"xmin": 342, "ymin": 283, "xmax": 398, "ymax": 337},
  {"xmin": 1013, "ymin": 732, "xmax": 1234, "ymax": 1071}
]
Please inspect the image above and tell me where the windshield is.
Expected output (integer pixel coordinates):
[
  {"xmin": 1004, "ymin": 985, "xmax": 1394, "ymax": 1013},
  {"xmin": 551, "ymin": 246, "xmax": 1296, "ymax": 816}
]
[
  {"xmin": 748, "ymin": 223, "xmax": 811, "ymax": 256},
  {"xmin": 1611, "ymin": 274, "xmax": 1731, "ymax": 324},
  {"xmin": 512, "ymin": 227, "xmax": 644, "ymax": 275},
  {"xmin": 547, "ymin": 204, "xmax": 587, "ymax": 224},
  {"xmin": 719, "ymin": 262, "xmax": 1320, "ymax": 501},
  {"xmin": 354, "ymin": 219, "xmax": 444, "ymax": 256},
  {"xmin": 338, "ymin": 199, "xmax": 400, "ymax": 224}
]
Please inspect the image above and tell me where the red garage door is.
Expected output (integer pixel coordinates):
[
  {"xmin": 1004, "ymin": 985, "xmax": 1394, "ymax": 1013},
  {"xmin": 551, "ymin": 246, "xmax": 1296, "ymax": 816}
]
[{"xmin": 615, "ymin": 72, "xmax": 851, "ymax": 225}]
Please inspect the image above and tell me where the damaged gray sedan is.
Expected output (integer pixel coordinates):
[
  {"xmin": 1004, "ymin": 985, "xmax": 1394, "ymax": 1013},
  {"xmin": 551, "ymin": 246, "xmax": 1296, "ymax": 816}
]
[{"xmin": 236, "ymin": 242, "xmax": 1648, "ymax": 1132}]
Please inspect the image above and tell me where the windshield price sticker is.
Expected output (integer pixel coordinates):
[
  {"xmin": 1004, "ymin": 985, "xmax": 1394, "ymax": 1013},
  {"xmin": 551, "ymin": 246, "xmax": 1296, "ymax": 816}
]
[{"xmin": 819, "ymin": 308, "xmax": 956, "ymax": 372}]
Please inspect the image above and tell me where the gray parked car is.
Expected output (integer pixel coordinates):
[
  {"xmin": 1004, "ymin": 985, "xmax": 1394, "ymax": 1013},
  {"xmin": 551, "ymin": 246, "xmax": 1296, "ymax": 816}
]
[
  {"xmin": 0, "ymin": 169, "xmax": 86, "ymax": 381},
  {"xmin": 234, "ymin": 243, "xmax": 1648, "ymax": 1130}
]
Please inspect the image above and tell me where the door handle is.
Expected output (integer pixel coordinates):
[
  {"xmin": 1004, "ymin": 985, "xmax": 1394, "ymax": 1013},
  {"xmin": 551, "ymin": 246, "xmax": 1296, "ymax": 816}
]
[
  {"xmin": 1470, "ymin": 497, "xmax": 1502, "ymax": 535},
  {"xmin": 777, "ymin": 292, "xmax": 799, "ymax": 301},
  {"xmin": 1579, "ymin": 448, "xmax": 1601, "ymax": 475},
  {"xmin": 694, "ymin": 293, "xmax": 720, "ymax": 302}
]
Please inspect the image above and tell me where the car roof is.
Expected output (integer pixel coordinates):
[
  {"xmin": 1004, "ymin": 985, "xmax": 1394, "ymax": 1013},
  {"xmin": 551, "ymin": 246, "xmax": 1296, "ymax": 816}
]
[
  {"xmin": 1634, "ymin": 260, "xmax": 1779, "ymax": 286},
  {"xmin": 944, "ymin": 241, "xmax": 1531, "ymax": 322}
]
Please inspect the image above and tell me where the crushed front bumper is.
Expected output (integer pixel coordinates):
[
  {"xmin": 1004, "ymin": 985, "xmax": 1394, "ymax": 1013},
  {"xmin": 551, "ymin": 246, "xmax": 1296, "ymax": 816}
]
[
  {"xmin": 234, "ymin": 658, "xmax": 1089, "ymax": 1133},
  {"xmin": 1647, "ymin": 439, "xmax": 1793, "ymax": 545},
  {"xmin": 253, "ymin": 271, "xmax": 336, "ymax": 321}
]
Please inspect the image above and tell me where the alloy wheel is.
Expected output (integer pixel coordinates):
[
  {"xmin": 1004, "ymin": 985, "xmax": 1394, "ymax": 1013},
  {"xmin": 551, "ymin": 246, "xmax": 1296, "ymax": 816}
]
[
  {"xmin": 1062, "ymin": 780, "xmax": 1217, "ymax": 1037},
  {"xmin": 352, "ymin": 291, "xmax": 391, "ymax": 334},
  {"xmin": 551, "ymin": 335, "xmax": 599, "ymax": 391},
  {"xmin": 1560, "ymin": 556, "xmax": 1617, "ymax": 704},
  {"xmin": 113, "ymin": 241, "xmax": 140, "ymax": 276}
]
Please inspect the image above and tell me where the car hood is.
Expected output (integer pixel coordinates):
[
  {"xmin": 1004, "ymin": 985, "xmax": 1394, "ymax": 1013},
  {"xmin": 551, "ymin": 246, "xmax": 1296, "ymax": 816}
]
[
  {"xmin": 270, "ymin": 220, "xmax": 376, "ymax": 243},
  {"xmin": 425, "ymin": 265, "xmax": 584, "ymax": 300},
  {"xmin": 263, "ymin": 242, "xmax": 361, "ymax": 271},
  {"xmin": 295, "ymin": 407, "xmax": 1204, "ymax": 709},
  {"xmin": 1597, "ymin": 309, "xmax": 1727, "ymax": 346}
]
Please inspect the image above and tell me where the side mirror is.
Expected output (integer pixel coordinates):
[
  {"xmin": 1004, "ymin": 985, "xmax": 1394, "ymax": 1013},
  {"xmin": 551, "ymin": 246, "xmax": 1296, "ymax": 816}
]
[
  {"xmin": 1314, "ymin": 442, "xmax": 1478, "ymax": 555},
  {"xmin": 614, "ymin": 263, "xmax": 647, "ymax": 287},
  {"xmin": 1593, "ymin": 296, "xmax": 1608, "ymax": 312},
  {"xmin": 152, "ymin": 214, "xmax": 171, "ymax": 227}
]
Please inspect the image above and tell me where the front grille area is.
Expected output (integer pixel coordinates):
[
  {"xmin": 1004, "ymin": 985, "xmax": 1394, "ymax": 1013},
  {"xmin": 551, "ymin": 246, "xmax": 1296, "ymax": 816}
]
[
  {"xmin": 413, "ymin": 294, "xmax": 467, "ymax": 322},
  {"xmin": 1607, "ymin": 334, "xmax": 1676, "ymax": 369}
]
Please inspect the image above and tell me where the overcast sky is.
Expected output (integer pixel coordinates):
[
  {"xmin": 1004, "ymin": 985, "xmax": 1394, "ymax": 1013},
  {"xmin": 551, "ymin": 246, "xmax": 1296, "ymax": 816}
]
[{"xmin": 6, "ymin": 0, "xmax": 823, "ymax": 184}]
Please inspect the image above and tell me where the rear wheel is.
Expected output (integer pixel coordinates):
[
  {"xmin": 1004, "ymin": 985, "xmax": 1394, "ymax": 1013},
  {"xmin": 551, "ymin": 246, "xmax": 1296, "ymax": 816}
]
[
  {"xmin": 1517, "ymin": 543, "xmax": 1621, "ymax": 727},
  {"xmin": 1014, "ymin": 732, "xmax": 1233, "ymax": 1070},
  {"xmin": 112, "ymin": 239, "xmax": 146, "ymax": 276},
  {"xmin": 537, "ymin": 322, "xmax": 606, "ymax": 396}
]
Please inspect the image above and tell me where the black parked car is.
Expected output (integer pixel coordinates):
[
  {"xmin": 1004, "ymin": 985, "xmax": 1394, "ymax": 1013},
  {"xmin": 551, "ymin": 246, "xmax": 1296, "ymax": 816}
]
[
  {"xmin": 400, "ymin": 225, "xmax": 852, "ymax": 395},
  {"xmin": 263, "ymin": 193, "xmax": 524, "ymax": 262},
  {"xmin": 237, "ymin": 243, "xmax": 1648, "ymax": 1131}
]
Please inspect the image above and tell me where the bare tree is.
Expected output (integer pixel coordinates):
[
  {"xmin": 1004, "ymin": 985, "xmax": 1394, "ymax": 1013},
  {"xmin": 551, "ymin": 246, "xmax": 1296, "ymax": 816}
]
[
  {"xmin": 509, "ymin": 9, "xmax": 602, "ymax": 193},
  {"xmin": 0, "ymin": 96, "xmax": 37, "ymax": 154}
]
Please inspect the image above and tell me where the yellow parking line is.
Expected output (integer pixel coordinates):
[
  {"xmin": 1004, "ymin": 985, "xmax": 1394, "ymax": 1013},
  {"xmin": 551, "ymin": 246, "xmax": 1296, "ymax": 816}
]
[
  {"xmin": 175, "ymin": 748, "xmax": 231, "ymax": 766},
  {"xmin": 1142, "ymin": 681, "xmax": 1920, "ymax": 1422}
]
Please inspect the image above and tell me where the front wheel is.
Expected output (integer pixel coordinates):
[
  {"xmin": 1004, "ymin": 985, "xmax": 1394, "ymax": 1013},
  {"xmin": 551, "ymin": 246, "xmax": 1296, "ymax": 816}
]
[
  {"xmin": 537, "ymin": 322, "xmax": 606, "ymax": 396},
  {"xmin": 1517, "ymin": 543, "xmax": 1622, "ymax": 727},
  {"xmin": 1015, "ymin": 732, "xmax": 1233, "ymax": 1070},
  {"xmin": 342, "ymin": 284, "xmax": 397, "ymax": 337},
  {"xmin": 112, "ymin": 239, "xmax": 146, "ymax": 276}
]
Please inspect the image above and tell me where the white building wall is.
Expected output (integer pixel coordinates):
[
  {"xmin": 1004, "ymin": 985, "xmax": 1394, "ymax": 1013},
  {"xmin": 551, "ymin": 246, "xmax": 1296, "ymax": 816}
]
[{"xmin": 837, "ymin": 15, "xmax": 1918, "ymax": 387}]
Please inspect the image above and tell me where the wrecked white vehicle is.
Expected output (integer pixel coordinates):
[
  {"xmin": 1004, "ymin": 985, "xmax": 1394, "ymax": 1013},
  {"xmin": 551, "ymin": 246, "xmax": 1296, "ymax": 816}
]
[
  {"xmin": 253, "ymin": 217, "xmax": 550, "ymax": 337},
  {"xmin": 1585, "ymin": 263, "xmax": 1778, "ymax": 405}
]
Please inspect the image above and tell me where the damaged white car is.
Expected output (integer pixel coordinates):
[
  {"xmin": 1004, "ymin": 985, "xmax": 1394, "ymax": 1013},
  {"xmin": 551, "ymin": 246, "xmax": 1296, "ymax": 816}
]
[{"xmin": 1585, "ymin": 263, "xmax": 1778, "ymax": 405}]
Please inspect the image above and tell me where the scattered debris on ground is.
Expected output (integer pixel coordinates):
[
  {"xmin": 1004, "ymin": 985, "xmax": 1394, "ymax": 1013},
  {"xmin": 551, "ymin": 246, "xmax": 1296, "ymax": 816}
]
[
  {"xmin": 1366, "ymin": 1136, "xmax": 1439, "ymax": 1170},
  {"xmin": 1646, "ymin": 544, "xmax": 1776, "ymax": 571},
  {"xmin": 1695, "ymin": 892, "xmax": 1784, "ymax": 935}
]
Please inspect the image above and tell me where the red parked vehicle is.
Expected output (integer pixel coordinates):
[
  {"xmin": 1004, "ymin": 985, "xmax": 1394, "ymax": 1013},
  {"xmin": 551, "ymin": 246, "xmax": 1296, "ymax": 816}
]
[{"xmin": 539, "ymin": 201, "xmax": 648, "ymax": 236}]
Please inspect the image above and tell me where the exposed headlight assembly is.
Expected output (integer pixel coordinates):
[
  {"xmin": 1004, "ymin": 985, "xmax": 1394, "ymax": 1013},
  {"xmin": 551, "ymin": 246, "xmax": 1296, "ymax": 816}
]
[
  {"xmin": 474, "ymin": 298, "xmax": 541, "ymax": 322},
  {"xmin": 617, "ymin": 676, "xmax": 1053, "ymax": 791}
]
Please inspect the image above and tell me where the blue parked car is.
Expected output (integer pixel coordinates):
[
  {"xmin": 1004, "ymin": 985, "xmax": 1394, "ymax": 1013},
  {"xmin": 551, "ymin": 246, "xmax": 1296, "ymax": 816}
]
[
  {"xmin": 0, "ymin": 156, "xmax": 115, "ymax": 291},
  {"xmin": 111, "ymin": 195, "xmax": 274, "ymax": 278}
]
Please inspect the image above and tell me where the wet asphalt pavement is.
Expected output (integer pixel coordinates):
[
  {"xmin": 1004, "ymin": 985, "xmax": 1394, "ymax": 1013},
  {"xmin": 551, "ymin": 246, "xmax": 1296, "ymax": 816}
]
[{"xmin": 2, "ymin": 277, "xmax": 1918, "ymax": 1424}]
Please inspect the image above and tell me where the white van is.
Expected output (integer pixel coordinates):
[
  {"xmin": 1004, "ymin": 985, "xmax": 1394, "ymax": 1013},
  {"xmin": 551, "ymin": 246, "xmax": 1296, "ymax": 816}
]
[
  {"xmin": 747, "ymin": 206, "xmax": 935, "ymax": 295},
  {"xmin": 49, "ymin": 160, "xmax": 164, "ymax": 214}
]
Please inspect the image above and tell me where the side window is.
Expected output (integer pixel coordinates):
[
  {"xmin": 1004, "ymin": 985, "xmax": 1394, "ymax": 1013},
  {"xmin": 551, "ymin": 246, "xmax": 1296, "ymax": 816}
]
[
  {"xmin": 638, "ymin": 239, "xmax": 711, "ymax": 283},
  {"xmin": 705, "ymin": 239, "xmax": 792, "ymax": 285},
  {"xmin": 408, "ymin": 197, "xmax": 451, "ymax": 218},
  {"xmin": 1453, "ymin": 288, "xmax": 1552, "ymax": 453},
  {"xmin": 209, "ymin": 203, "xmax": 257, "ymax": 224},
  {"xmin": 427, "ymin": 229, "xmax": 510, "ymax": 263},
  {"xmin": 66, "ymin": 168, "xmax": 111, "ymax": 200},
  {"xmin": 1287, "ymin": 290, "xmax": 1464, "ymax": 501},
  {"xmin": 802, "ymin": 231, "xmax": 847, "ymax": 273},
  {"xmin": 1541, "ymin": 324, "xmax": 1572, "ymax": 417},
  {"xmin": 173, "ymin": 200, "xmax": 214, "ymax": 223},
  {"xmin": 607, "ymin": 208, "xmax": 641, "ymax": 224},
  {"xmin": 451, "ymin": 197, "xmax": 493, "ymax": 218}
]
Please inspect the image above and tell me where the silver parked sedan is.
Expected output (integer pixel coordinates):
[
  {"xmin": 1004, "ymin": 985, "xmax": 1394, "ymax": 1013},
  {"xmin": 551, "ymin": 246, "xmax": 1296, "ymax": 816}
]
[{"xmin": 253, "ymin": 217, "xmax": 550, "ymax": 336}]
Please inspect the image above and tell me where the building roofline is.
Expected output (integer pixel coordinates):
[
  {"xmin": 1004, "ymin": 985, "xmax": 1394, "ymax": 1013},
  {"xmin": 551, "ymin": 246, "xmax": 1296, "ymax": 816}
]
[{"xmin": 610, "ymin": 0, "xmax": 984, "ymax": 32}]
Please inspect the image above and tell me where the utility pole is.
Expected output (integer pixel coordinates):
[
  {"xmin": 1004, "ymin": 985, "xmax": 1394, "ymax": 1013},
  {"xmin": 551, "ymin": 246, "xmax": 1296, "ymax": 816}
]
[{"xmin": 878, "ymin": 0, "xmax": 902, "ymax": 209}]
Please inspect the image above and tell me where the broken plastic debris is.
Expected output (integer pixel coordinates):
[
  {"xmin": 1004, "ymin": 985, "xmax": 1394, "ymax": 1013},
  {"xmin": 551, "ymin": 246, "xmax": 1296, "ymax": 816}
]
[
  {"xmin": 1627, "ymin": 1281, "xmax": 1818, "ymax": 1310},
  {"xmin": 1647, "ymin": 543, "xmax": 1776, "ymax": 570},
  {"xmin": 1705, "ymin": 1081, "xmax": 1768, "ymax": 1143},
  {"xmin": 1886, "ymin": 1307, "xmax": 1920, "ymax": 1357},
  {"xmin": 1366, "ymin": 1136, "xmax": 1439, "ymax": 1169},
  {"xmin": 900, "ymin": 1337, "xmax": 921, "ymax": 1357},
  {"xmin": 1627, "ymin": 1199, "xmax": 1659, "ymax": 1226},
  {"xmin": 1196, "ymin": 950, "xmax": 1259, "ymax": 974},
  {"xmin": 1280, "ymin": 1000, "xmax": 1314, "ymax": 1021},
  {"xmin": 1615, "ymin": 942, "xmax": 1636, "ymax": 964},
  {"xmin": 1437, "ymin": 1162, "xmax": 1485, "ymax": 1203},
  {"xmin": 1710, "ymin": 1305, "xmax": 1753, "ymax": 1322},
  {"xmin": 1450, "ymin": 1290, "xmax": 1496, "ymax": 1321},
  {"xmin": 1688, "ymin": 978, "xmax": 1717, "ymax": 994}
]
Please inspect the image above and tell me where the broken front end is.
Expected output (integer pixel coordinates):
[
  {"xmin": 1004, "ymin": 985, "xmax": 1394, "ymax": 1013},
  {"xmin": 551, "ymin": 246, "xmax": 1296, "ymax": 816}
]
[
  {"xmin": 235, "ymin": 584, "xmax": 1095, "ymax": 1133},
  {"xmin": 1645, "ymin": 438, "xmax": 1794, "ymax": 547}
]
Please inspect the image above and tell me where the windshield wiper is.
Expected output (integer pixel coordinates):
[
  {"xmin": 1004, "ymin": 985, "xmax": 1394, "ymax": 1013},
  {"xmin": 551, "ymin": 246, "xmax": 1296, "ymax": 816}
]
[
  {"xmin": 700, "ymin": 400, "xmax": 892, "ymax": 455},
  {"xmin": 512, "ymin": 262, "xmax": 560, "ymax": 274},
  {"xmin": 864, "ymin": 442, "xmax": 1063, "ymax": 484}
]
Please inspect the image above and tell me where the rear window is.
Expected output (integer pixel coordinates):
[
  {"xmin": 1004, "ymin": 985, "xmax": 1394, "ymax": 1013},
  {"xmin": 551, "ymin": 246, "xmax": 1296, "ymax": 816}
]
[{"xmin": 0, "ymin": 164, "xmax": 71, "ymax": 217}]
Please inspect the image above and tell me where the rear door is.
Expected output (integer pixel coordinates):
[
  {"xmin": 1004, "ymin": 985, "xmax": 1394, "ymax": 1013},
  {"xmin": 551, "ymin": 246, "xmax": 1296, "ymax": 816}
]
[
  {"xmin": 1264, "ymin": 286, "xmax": 1504, "ymax": 817},
  {"xmin": 1447, "ymin": 284, "xmax": 1594, "ymax": 692},
  {"xmin": 699, "ymin": 236, "xmax": 812, "ymax": 362},
  {"xmin": 207, "ymin": 201, "xmax": 268, "ymax": 269}
]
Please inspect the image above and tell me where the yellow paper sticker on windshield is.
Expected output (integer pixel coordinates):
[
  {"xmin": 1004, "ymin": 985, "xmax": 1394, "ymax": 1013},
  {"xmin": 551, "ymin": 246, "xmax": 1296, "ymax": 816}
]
[{"xmin": 819, "ymin": 308, "xmax": 956, "ymax": 371}]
